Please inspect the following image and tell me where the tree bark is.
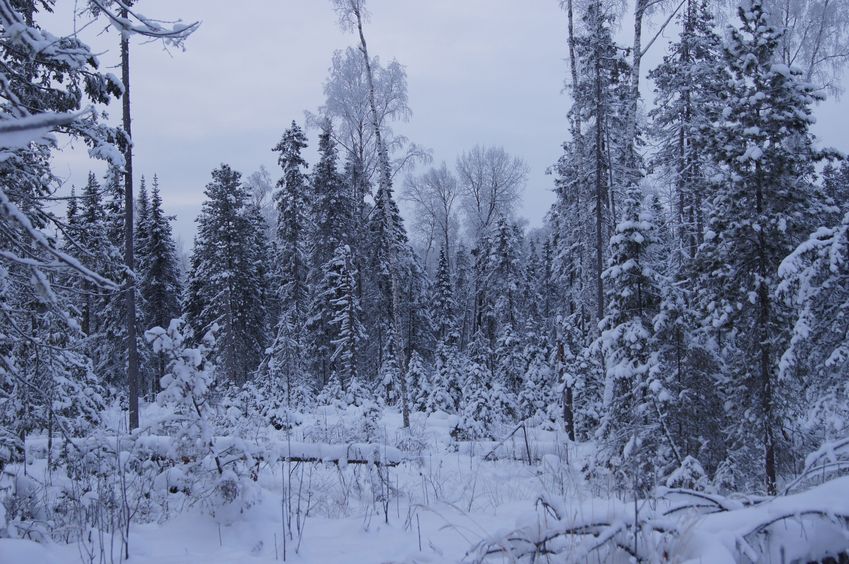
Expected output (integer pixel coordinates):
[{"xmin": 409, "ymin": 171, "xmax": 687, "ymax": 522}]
[
  {"xmin": 558, "ymin": 341, "xmax": 576, "ymax": 441},
  {"xmin": 121, "ymin": 9, "xmax": 140, "ymax": 431}
]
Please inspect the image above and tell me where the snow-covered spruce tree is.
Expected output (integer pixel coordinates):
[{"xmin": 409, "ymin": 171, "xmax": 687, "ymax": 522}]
[
  {"xmin": 522, "ymin": 237, "xmax": 550, "ymax": 324},
  {"xmin": 147, "ymin": 319, "xmax": 218, "ymax": 471},
  {"xmin": 333, "ymin": 1, "xmax": 416, "ymax": 428},
  {"xmin": 428, "ymin": 339, "xmax": 464, "ymax": 414},
  {"xmin": 490, "ymin": 216, "xmax": 524, "ymax": 332},
  {"xmin": 470, "ymin": 234, "xmax": 495, "ymax": 344},
  {"xmin": 364, "ymin": 168, "xmax": 421, "ymax": 431},
  {"xmin": 453, "ymin": 354, "xmax": 517, "ymax": 441},
  {"xmin": 71, "ymin": 170, "xmax": 138, "ymax": 390},
  {"xmin": 821, "ymin": 160, "xmax": 849, "ymax": 219},
  {"xmin": 404, "ymin": 257, "xmax": 435, "ymax": 362},
  {"xmin": 649, "ymin": 190, "xmax": 725, "ymax": 475},
  {"xmin": 494, "ymin": 325, "xmax": 525, "ymax": 395},
  {"xmin": 433, "ymin": 245, "xmax": 455, "ymax": 342},
  {"xmin": 550, "ymin": 147, "xmax": 605, "ymax": 439},
  {"xmin": 86, "ymin": 165, "xmax": 158, "ymax": 395},
  {"xmin": 453, "ymin": 243, "xmax": 474, "ymax": 350},
  {"xmin": 558, "ymin": 313, "xmax": 604, "ymax": 439},
  {"xmin": 518, "ymin": 340, "xmax": 555, "ymax": 425},
  {"xmin": 266, "ymin": 121, "xmax": 312, "ymax": 406},
  {"xmin": 134, "ymin": 175, "xmax": 150, "ymax": 316},
  {"xmin": 597, "ymin": 185, "xmax": 667, "ymax": 493},
  {"xmin": 147, "ymin": 320, "xmax": 255, "ymax": 516},
  {"xmin": 779, "ymin": 209, "xmax": 849, "ymax": 446},
  {"xmin": 550, "ymin": 139, "xmax": 594, "ymax": 325},
  {"xmin": 306, "ymin": 120, "xmax": 352, "ymax": 387},
  {"xmin": 648, "ymin": 0, "xmax": 724, "ymax": 258},
  {"xmin": 247, "ymin": 199, "xmax": 274, "ymax": 355},
  {"xmin": 364, "ymin": 160, "xmax": 412, "ymax": 362},
  {"xmin": 652, "ymin": 260, "xmax": 725, "ymax": 475},
  {"xmin": 133, "ymin": 175, "xmax": 157, "ymax": 394},
  {"xmin": 184, "ymin": 164, "xmax": 270, "ymax": 384},
  {"xmin": 325, "ymin": 244, "xmax": 367, "ymax": 399},
  {"xmin": 566, "ymin": 0, "xmax": 631, "ymax": 329},
  {"xmin": 378, "ymin": 328, "xmax": 401, "ymax": 405},
  {"xmin": 138, "ymin": 176, "xmax": 183, "ymax": 396},
  {"xmin": 452, "ymin": 358, "xmax": 491, "ymax": 441},
  {"xmin": 405, "ymin": 350, "xmax": 430, "ymax": 413},
  {"xmin": 694, "ymin": 0, "xmax": 831, "ymax": 494},
  {"xmin": 74, "ymin": 173, "xmax": 118, "ymax": 337},
  {"xmin": 468, "ymin": 217, "xmax": 524, "ymax": 349},
  {"xmin": 0, "ymin": 0, "xmax": 123, "ymax": 467}
]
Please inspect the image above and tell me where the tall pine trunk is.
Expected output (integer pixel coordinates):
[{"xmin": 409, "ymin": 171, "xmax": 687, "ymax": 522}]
[{"xmin": 121, "ymin": 8, "xmax": 140, "ymax": 431}]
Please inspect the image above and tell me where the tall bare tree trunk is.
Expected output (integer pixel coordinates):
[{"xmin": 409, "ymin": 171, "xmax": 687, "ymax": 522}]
[
  {"xmin": 353, "ymin": 6, "xmax": 410, "ymax": 428},
  {"xmin": 121, "ymin": 8, "xmax": 140, "ymax": 431}
]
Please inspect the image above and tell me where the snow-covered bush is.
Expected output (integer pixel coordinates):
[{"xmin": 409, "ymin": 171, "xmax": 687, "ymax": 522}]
[
  {"xmin": 467, "ymin": 473, "xmax": 849, "ymax": 563},
  {"xmin": 146, "ymin": 319, "xmax": 258, "ymax": 520},
  {"xmin": 452, "ymin": 360, "xmax": 516, "ymax": 441}
]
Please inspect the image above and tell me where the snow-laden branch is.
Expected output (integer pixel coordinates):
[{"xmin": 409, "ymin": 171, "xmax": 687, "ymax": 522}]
[
  {"xmin": 465, "ymin": 475, "xmax": 849, "ymax": 563},
  {"xmin": 0, "ymin": 187, "xmax": 119, "ymax": 290},
  {"xmin": 0, "ymin": 110, "xmax": 81, "ymax": 154},
  {"xmin": 87, "ymin": 0, "xmax": 199, "ymax": 44}
]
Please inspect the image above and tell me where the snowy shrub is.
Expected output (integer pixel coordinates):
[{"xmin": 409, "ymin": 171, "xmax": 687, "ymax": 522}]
[
  {"xmin": 452, "ymin": 358, "xmax": 517, "ymax": 441},
  {"xmin": 428, "ymin": 343, "xmax": 464, "ymax": 414},
  {"xmin": 146, "ymin": 320, "xmax": 258, "ymax": 518},
  {"xmin": 665, "ymin": 455, "xmax": 710, "ymax": 491},
  {"xmin": 404, "ymin": 351, "xmax": 431, "ymax": 413},
  {"xmin": 0, "ymin": 428, "xmax": 23, "ymax": 471},
  {"xmin": 393, "ymin": 416, "xmax": 428, "ymax": 455},
  {"xmin": 206, "ymin": 468, "xmax": 259, "ymax": 525},
  {"xmin": 517, "ymin": 352, "xmax": 554, "ymax": 424}
]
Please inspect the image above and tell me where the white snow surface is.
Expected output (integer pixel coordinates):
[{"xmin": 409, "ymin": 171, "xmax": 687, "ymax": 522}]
[{"xmin": 6, "ymin": 402, "xmax": 849, "ymax": 563}]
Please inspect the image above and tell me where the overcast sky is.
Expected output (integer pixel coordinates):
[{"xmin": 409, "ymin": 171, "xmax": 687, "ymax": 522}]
[{"xmin": 47, "ymin": 1, "xmax": 849, "ymax": 248}]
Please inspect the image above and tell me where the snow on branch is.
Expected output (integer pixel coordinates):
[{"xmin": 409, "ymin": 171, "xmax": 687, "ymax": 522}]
[
  {"xmin": 0, "ymin": 110, "xmax": 81, "ymax": 154},
  {"xmin": 0, "ymin": 188, "xmax": 119, "ymax": 290},
  {"xmin": 87, "ymin": 0, "xmax": 199, "ymax": 45},
  {"xmin": 465, "ymin": 477, "xmax": 849, "ymax": 563}
]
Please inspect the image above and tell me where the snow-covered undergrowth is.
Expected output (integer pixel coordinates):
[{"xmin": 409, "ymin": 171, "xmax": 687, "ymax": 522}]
[{"xmin": 1, "ymin": 403, "xmax": 848, "ymax": 563}]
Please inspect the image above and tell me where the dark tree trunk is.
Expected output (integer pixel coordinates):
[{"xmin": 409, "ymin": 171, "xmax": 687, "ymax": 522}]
[
  {"xmin": 558, "ymin": 341, "xmax": 576, "ymax": 441},
  {"xmin": 121, "ymin": 8, "xmax": 140, "ymax": 431}
]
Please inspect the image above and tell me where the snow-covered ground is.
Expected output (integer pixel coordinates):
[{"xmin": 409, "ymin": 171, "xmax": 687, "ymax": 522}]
[{"xmin": 3, "ymin": 404, "xmax": 848, "ymax": 563}]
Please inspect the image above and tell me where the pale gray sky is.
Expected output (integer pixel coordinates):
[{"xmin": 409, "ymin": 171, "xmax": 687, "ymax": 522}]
[{"xmin": 48, "ymin": 1, "xmax": 849, "ymax": 247}]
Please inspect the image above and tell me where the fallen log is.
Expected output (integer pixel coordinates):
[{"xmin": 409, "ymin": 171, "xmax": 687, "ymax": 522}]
[{"xmin": 24, "ymin": 435, "xmax": 406, "ymax": 468}]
